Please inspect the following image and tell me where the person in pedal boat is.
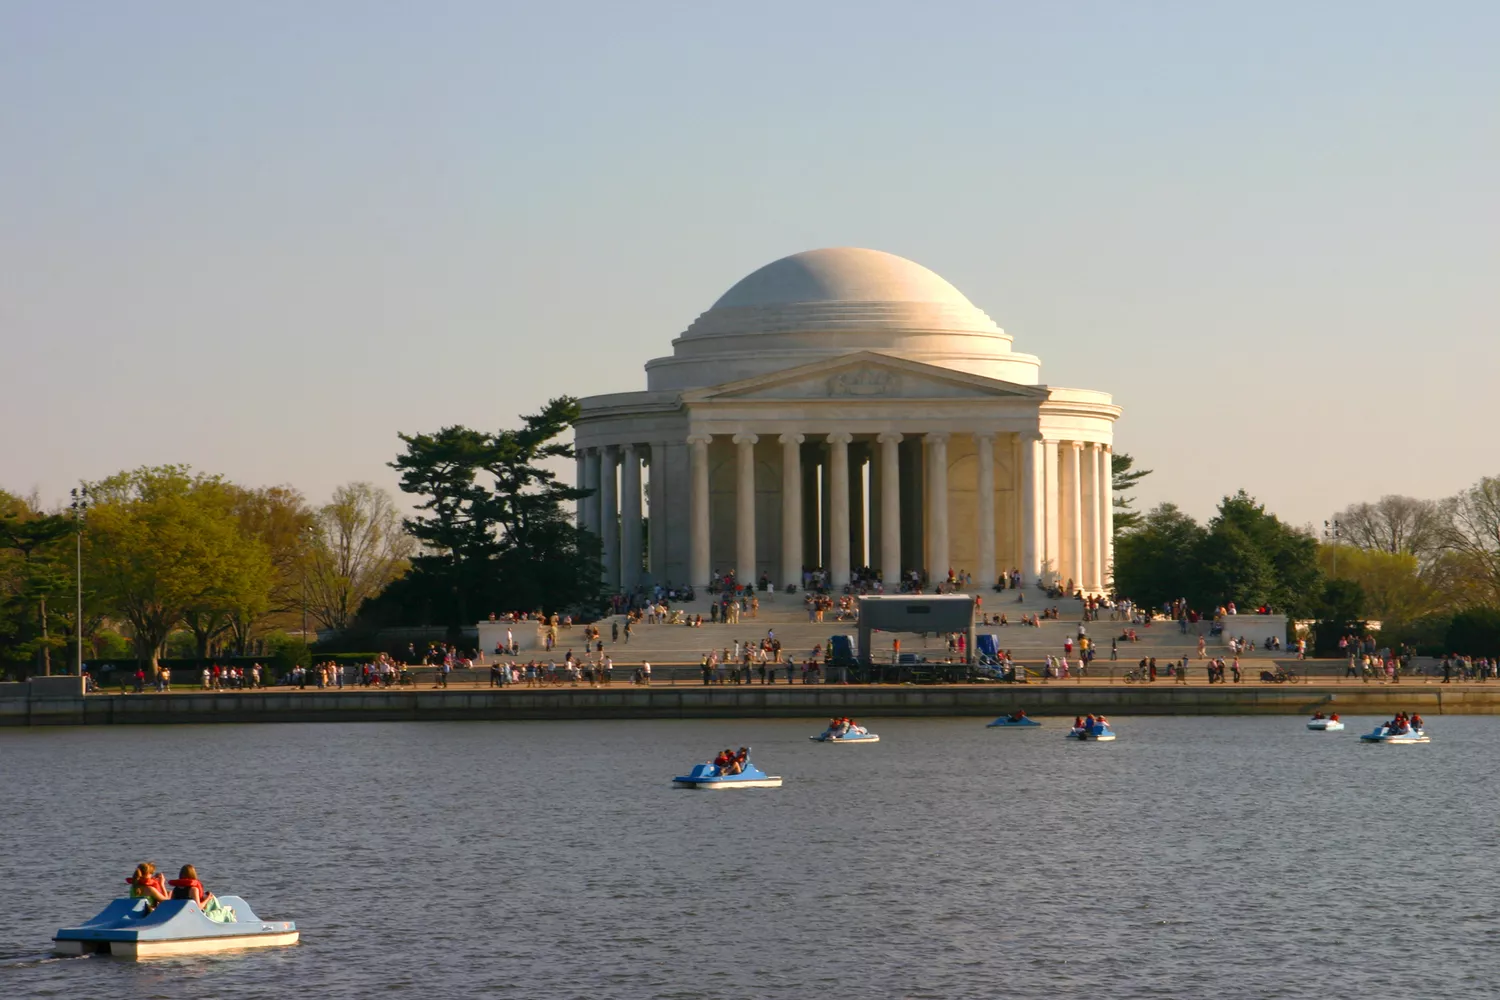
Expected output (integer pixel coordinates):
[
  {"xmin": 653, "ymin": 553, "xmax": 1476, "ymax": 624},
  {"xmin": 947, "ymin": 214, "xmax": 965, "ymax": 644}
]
[
  {"xmin": 169, "ymin": 864, "xmax": 215, "ymax": 906},
  {"xmin": 169, "ymin": 864, "xmax": 238, "ymax": 923},
  {"xmin": 712, "ymin": 749, "xmax": 746, "ymax": 775},
  {"xmin": 127, "ymin": 863, "xmax": 169, "ymax": 911}
]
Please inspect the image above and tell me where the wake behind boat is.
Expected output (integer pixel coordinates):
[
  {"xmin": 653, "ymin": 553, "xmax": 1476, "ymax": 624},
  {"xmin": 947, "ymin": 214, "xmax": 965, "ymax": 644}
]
[
  {"xmin": 1307, "ymin": 712, "xmax": 1344, "ymax": 731},
  {"xmin": 54, "ymin": 896, "xmax": 297, "ymax": 959},
  {"xmin": 811, "ymin": 717, "xmax": 880, "ymax": 743},
  {"xmin": 673, "ymin": 746, "xmax": 783, "ymax": 788}
]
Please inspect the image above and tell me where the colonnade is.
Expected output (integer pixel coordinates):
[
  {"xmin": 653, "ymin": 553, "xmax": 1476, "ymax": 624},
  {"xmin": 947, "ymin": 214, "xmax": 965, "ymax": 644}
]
[{"xmin": 577, "ymin": 432, "xmax": 1113, "ymax": 596}]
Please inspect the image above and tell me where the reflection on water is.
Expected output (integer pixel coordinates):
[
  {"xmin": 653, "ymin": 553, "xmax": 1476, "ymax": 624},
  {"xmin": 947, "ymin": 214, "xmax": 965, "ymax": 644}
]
[{"xmin": 3, "ymin": 716, "xmax": 1499, "ymax": 999}]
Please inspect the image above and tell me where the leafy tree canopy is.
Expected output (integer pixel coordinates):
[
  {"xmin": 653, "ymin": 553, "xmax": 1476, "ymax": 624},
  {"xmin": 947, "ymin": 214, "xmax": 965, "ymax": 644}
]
[{"xmin": 83, "ymin": 466, "xmax": 273, "ymax": 668}]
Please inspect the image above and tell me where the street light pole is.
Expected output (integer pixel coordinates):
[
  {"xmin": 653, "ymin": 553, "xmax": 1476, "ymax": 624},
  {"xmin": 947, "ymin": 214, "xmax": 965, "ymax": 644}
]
[
  {"xmin": 1323, "ymin": 519, "xmax": 1342, "ymax": 577},
  {"xmin": 70, "ymin": 487, "xmax": 89, "ymax": 676}
]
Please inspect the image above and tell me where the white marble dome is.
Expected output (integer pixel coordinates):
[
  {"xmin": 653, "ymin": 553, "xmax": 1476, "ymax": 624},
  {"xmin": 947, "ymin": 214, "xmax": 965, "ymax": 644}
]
[{"xmin": 645, "ymin": 248, "xmax": 1041, "ymax": 390}]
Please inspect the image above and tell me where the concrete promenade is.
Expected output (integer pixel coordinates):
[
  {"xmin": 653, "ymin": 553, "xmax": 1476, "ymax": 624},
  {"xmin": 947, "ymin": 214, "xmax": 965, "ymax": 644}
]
[{"xmin": 4, "ymin": 674, "xmax": 1497, "ymax": 726}]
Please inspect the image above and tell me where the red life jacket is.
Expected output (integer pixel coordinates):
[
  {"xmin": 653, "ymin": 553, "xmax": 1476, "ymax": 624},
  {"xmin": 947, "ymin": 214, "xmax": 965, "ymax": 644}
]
[
  {"xmin": 127, "ymin": 873, "xmax": 166, "ymax": 894},
  {"xmin": 168, "ymin": 878, "xmax": 207, "ymax": 902}
]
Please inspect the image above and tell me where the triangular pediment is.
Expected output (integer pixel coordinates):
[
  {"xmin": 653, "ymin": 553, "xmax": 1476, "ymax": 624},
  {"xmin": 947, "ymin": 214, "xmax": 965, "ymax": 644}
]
[{"xmin": 680, "ymin": 352, "xmax": 1047, "ymax": 403}]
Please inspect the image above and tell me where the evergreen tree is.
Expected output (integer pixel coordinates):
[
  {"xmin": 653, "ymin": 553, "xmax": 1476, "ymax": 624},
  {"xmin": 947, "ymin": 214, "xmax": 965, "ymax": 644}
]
[
  {"xmin": 382, "ymin": 397, "xmax": 601, "ymax": 632},
  {"xmin": 1111, "ymin": 452, "xmax": 1152, "ymax": 536}
]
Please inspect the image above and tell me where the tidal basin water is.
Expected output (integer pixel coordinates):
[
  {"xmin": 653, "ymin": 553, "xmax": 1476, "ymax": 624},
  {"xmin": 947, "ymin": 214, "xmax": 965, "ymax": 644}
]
[{"xmin": 3, "ymin": 716, "xmax": 1499, "ymax": 999}]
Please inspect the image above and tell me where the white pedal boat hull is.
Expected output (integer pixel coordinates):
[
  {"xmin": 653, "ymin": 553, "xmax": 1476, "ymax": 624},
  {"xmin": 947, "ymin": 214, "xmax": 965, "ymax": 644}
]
[
  {"xmin": 54, "ymin": 896, "xmax": 297, "ymax": 960},
  {"xmin": 672, "ymin": 776, "xmax": 784, "ymax": 789}
]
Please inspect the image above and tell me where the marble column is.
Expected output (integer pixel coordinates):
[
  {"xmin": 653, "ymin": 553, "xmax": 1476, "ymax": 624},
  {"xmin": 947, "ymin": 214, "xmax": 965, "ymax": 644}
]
[
  {"xmin": 827, "ymin": 432, "xmax": 853, "ymax": 589},
  {"xmin": 734, "ymin": 433, "xmax": 758, "ymax": 586},
  {"xmin": 849, "ymin": 445, "xmax": 866, "ymax": 570},
  {"xmin": 1084, "ymin": 443, "xmax": 1102, "ymax": 593},
  {"xmin": 1065, "ymin": 442, "xmax": 1083, "ymax": 593},
  {"xmin": 1099, "ymin": 444, "xmax": 1114, "ymax": 591},
  {"xmin": 878, "ymin": 432, "xmax": 902, "ymax": 588},
  {"xmin": 1042, "ymin": 439, "xmax": 1060, "ymax": 585},
  {"xmin": 1020, "ymin": 433, "xmax": 1042, "ymax": 585},
  {"xmin": 975, "ymin": 432, "xmax": 996, "ymax": 591},
  {"xmin": 575, "ymin": 451, "xmax": 587, "ymax": 529},
  {"xmin": 581, "ymin": 447, "xmax": 600, "ymax": 536},
  {"xmin": 926, "ymin": 433, "xmax": 949, "ymax": 582},
  {"xmin": 1011, "ymin": 433, "xmax": 1024, "ymax": 577},
  {"xmin": 779, "ymin": 433, "xmax": 804, "ymax": 590},
  {"xmin": 620, "ymin": 444, "xmax": 642, "ymax": 592},
  {"xmin": 599, "ymin": 445, "xmax": 619, "ymax": 591},
  {"xmin": 687, "ymin": 434, "xmax": 711, "ymax": 587},
  {"xmin": 647, "ymin": 444, "xmax": 666, "ymax": 579},
  {"xmin": 801, "ymin": 449, "xmax": 820, "ymax": 573}
]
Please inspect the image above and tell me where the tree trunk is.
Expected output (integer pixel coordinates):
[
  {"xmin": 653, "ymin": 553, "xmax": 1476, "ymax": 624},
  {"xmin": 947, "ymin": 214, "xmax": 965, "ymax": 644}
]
[{"xmin": 39, "ymin": 596, "xmax": 51, "ymax": 676}]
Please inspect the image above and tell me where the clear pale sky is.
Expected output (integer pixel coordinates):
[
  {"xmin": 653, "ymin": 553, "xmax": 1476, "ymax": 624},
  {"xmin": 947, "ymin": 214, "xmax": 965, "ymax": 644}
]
[{"xmin": 3, "ymin": 1, "xmax": 1496, "ymax": 529}]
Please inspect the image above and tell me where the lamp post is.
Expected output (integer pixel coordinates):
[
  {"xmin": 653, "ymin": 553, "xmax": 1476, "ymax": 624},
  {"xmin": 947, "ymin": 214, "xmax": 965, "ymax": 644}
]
[
  {"xmin": 1323, "ymin": 519, "xmax": 1342, "ymax": 577},
  {"xmin": 69, "ymin": 487, "xmax": 89, "ymax": 676}
]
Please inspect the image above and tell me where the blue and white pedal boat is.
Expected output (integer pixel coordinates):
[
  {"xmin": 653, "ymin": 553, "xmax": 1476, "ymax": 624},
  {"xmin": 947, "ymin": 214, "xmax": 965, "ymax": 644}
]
[
  {"xmin": 810, "ymin": 728, "xmax": 880, "ymax": 743},
  {"xmin": 1359, "ymin": 725, "xmax": 1429, "ymax": 744},
  {"xmin": 673, "ymin": 758, "xmax": 783, "ymax": 789},
  {"xmin": 987, "ymin": 715, "xmax": 1041, "ymax": 728},
  {"xmin": 54, "ymin": 896, "xmax": 298, "ymax": 959},
  {"xmin": 1067, "ymin": 724, "xmax": 1116, "ymax": 742}
]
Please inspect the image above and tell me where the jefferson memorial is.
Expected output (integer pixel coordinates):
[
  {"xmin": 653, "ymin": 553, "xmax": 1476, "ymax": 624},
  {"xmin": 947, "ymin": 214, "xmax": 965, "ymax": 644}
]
[{"xmin": 573, "ymin": 248, "xmax": 1121, "ymax": 594}]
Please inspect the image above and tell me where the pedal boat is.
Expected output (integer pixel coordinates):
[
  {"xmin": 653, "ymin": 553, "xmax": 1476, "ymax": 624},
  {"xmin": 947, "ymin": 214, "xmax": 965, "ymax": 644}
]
[
  {"xmin": 673, "ymin": 758, "xmax": 782, "ymax": 789},
  {"xmin": 1307, "ymin": 717, "xmax": 1345, "ymax": 731},
  {"xmin": 987, "ymin": 715, "xmax": 1041, "ymax": 728},
  {"xmin": 54, "ymin": 896, "xmax": 297, "ymax": 959},
  {"xmin": 810, "ymin": 728, "xmax": 880, "ymax": 743},
  {"xmin": 1067, "ymin": 724, "xmax": 1116, "ymax": 742},
  {"xmin": 1359, "ymin": 725, "xmax": 1429, "ymax": 744}
]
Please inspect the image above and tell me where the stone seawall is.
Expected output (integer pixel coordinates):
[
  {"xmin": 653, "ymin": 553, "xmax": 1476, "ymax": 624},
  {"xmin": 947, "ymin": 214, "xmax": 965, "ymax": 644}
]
[{"xmin": 4, "ymin": 677, "xmax": 1498, "ymax": 726}]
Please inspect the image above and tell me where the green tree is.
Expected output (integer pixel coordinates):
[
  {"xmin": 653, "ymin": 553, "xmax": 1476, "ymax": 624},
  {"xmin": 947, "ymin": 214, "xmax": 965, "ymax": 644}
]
[
  {"xmin": 1318, "ymin": 545, "xmax": 1437, "ymax": 626},
  {"xmin": 1195, "ymin": 522, "xmax": 1277, "ymax": 610},
  {"xmin": 1111, "ymin": 452, "xmax": 1152, "ymax": 536},
  {"xmin": 384, "ymin": 398, "xmax": 600, "ymax": 631},
  {"xmin": 0, "ymin": 494, "xmax": 75, "ymax": 676},
  {"xmin": 1445, "ymin": 607, "xmax": 1500, "ymax": 658},
  {"xmin": 1206, "ymin": 491, "xmax": 1322, "ymax": 616},
  {"xmin": 1112, "ymin": 503, "xmax": 1206, "ymax": 611},
  {"xmin": 84, "ymin": 466, "xmax": 273, "ymax": 670},
  {"xmin": 1310, "ymin": 578, "xmax": 1368, "ymax": 655},
  {"xmin": 227, "ymin": 484, "xmax": 315, "ymax": 651}
]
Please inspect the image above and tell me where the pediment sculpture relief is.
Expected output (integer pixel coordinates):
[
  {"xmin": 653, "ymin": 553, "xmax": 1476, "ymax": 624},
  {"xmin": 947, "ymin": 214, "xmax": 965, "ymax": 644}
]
[{"xmin": 827, "ymin": 368, "xmax": 899, "ymax": 396}]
